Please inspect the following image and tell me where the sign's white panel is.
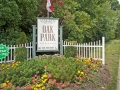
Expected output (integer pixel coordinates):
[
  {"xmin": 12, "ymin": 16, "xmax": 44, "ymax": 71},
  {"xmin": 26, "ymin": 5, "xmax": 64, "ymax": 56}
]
[{"xmin": 37, "ymin": 18, "xmax": 58, "ymax": 51}]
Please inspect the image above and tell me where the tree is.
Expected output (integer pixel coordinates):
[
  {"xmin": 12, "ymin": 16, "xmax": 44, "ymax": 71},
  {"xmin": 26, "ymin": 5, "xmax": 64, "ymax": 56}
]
[
  {"xmin": 0, "ymin": 0, "xmax": 38, "ymax": 44},
  {"xmin": 0, "ymin": 0, "xmax": 119, "ymax": 45},
  {"xmin": 0, "ymin": 0, "xmax": 21, "ymax": 31}
]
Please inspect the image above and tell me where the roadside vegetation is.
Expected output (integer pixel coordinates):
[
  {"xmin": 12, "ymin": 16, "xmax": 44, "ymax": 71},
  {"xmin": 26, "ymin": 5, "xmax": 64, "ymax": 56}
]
[{"xmin": 105, "ymin": 39, "xmax": 120, "ymax": 90}]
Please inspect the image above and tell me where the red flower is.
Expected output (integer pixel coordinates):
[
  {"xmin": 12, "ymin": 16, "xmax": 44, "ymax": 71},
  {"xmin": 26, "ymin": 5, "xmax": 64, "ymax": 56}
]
[
  {"xmin": 59, "ymin": 82, "xmax": 63, "ymax": 85},
  {"xmin": 27, "ymin": 85, "xmax": 32, "ymax": 90},
  {"xmin": 49, "ymin": 83, "xmax": 53, "ymax": 86},
  {"xmin": 32, "ymin": 80, "xmax": 36, "ymax": 84},
  {"xmin": 56, "ymin": 83, "xmax": 59, "ymax": 86},
  {"xmin": 53, "ymin": 79, "xmax": 56, "ymax": 82},
  {"xmin": 0, "ymin": 89, "xmax": 4, "ymax": 90},
  {"xmin": 80, "ymin": 77, "xmax": 83, "ymax": 81},
  {"xmin": 61, "ymin": 84, "xmax": 65, "ymax": 88},
  {"xmin": 86, "ymin": 68, "xmax": 90, "ymax": 72},
  {"xmin": 7, "ymin": 82, "xmax": 12, "ymax": 86},
  {"xmin": 75, "ymin": 82, "xmax": 79, "ymax": 85},
  {"xmin": 47, "ymin": 74, "xmax": 52, "ymax": 79},
  {"xmin": 44, "ymin": 66, "xmax": 47, "ymax": 69}
]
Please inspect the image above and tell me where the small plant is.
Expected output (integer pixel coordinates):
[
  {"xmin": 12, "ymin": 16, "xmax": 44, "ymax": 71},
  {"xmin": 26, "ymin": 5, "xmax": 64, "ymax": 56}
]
[
  {"xmin": 14, "ymin": 47, "xmax": 27, "ymax": 62},
  {"xmin": 26, "ymin": 66, "xmax": 70, "ymax": 90},
  {"xmin": 73, "ymin": 58, "xmax": 102, "ymax": 85},
  {"xmin": 0, "ymin": 61, "xmax": 20, "ymax": 71},
  {"xmin": 64, "ymin": 46, "xmax": 77, "ymax": 58},
  {"xmin": 0, "ymin": 80, "xmax": 14, "ymax": 90}
]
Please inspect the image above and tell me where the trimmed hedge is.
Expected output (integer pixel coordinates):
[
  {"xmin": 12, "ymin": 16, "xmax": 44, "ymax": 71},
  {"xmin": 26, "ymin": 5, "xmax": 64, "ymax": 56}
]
[
  {"xmin": 14, "ymin": 47, "xmax": 27, "ymax": 62},
  {"xmin": 64, "ymin": 46, "xmax": 77, "ymax": 58}
]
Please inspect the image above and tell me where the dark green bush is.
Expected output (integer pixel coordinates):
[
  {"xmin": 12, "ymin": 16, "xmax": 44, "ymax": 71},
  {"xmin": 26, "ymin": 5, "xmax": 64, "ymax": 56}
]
[
  {"xmin": 64, "ymin": 46, "xmax": 77, "ymax": 58},
  {"xmin": 14, "ymin": 47, "xmax": 27, "ymax": 62},
  {"xmin": 0, "ymin": 28, "xmax": 20, "ymax": 45}
]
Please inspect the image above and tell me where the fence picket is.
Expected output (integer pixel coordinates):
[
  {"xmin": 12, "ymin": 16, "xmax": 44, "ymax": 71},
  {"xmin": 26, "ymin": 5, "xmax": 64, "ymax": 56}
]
[{"xmin": 63, "ymin": 37, "xmax": 105, "ymax": 64}]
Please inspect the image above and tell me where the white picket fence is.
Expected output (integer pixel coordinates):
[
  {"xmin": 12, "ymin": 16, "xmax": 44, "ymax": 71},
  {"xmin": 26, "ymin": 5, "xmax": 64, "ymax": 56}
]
[
  {"xmin": 63, "ymin": 37, "xmax": 105, "ymax": 64},
  {"xmin": 0, "ymin": 37, "xmax": 105, "ymax": 64},
  {"xmin": 0, "ymin": 42, "xmax": 33, "ymax": 63}
]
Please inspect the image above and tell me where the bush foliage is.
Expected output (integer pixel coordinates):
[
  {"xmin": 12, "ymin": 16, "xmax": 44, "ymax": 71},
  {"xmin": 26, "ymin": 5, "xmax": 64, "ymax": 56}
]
[
  {"xmin": 64, "ymin": 46, "xmax": 77, "ymax": 58},
  {"xmin": 16, "ymin": 32, "xmax": 28, "ymax": 44},
  {"xmin": 14, "ymin": 47, "xmax": 27, "ymax": 62}
]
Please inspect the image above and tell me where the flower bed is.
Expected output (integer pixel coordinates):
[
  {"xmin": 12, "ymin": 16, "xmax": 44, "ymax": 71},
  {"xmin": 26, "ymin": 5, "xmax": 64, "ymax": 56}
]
[{"xmin": 0, "ymin": 55, "xmax": 103, "ymax": 90}]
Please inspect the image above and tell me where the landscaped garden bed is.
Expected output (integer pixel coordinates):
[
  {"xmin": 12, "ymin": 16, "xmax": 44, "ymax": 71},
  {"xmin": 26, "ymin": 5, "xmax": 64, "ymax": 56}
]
[{"xmin": 0, "ymin": 54, "xmax": 111, "ymax": 90}]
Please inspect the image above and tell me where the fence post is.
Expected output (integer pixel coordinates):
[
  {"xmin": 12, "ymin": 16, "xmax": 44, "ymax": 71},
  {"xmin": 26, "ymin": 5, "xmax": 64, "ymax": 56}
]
[
  {"xmin": 60, "ymin": 26, "xmax": 63, "ymax": 55},
  {"xmin": 32, "ymin": 25, "xmax": 36, "ymax": 58},
  {"xmin": 102, "ymin": 37, "xmax": 105, "ymax": 65}
]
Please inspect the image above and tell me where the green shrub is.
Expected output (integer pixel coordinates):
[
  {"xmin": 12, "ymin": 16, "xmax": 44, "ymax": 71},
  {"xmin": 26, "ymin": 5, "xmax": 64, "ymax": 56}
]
[
  {"xmin": 14, "ymin": 47, "xmax": 27, "ymax": 62},
  {"xmin": 64, "ymin": 46, "xmax": 77, "ymax": 58},
  {"xmin": 16, "ymin": 32, "xmax": 28, "ymax": 44},
  {"xmin": 45, "ymin": 57, "xmax": 77, "ymax": 82},
  {"xmin": 37, "ymin": 55, "xmax": 83, "ymax": 82},
  {"xmin": 0, "ymin": 28, "xmax": 20, "ymax": 45}
]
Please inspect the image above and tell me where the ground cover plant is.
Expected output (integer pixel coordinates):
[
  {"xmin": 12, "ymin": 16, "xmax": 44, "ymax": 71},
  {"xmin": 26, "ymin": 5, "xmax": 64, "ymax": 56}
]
[{"xmin": 0, "ymin": 54, "xmax": 106, "ymax": 90}]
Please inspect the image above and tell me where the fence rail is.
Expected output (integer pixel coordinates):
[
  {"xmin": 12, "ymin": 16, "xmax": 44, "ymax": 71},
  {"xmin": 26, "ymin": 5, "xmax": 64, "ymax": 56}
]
[
  {"xmin": 0, "ymin": 37, "xmax": 105, "ymax": 64},
  {"xmin": 63, "ymin": 37, "xmax": 105, "ymax": 64},
  {"xmin": 0, "ymin": 42, "xmax": 33, "ymax": 63}
]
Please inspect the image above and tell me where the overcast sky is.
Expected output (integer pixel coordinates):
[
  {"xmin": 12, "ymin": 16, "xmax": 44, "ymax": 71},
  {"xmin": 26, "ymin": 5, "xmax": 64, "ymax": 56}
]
[{"xmin": 118, "ymin": 0, "xmax": 120, "ymax": 4}]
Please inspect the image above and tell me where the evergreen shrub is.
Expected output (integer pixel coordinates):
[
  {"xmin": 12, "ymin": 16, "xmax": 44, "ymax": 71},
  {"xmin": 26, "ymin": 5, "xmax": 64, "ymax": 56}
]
[
  {"xmin": 64, "ymin": 46, "xmax": 77, "ymax": 58},
  {"xmin": 14, "ymin": 47, "xmax": 27, "ymax": 62}
]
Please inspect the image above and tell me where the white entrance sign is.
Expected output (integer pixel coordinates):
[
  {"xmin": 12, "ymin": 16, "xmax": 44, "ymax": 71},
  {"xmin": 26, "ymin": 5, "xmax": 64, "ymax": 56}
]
[{"xmin": 37, "ymin": 18, "xmax": 59, "ymax": 51}]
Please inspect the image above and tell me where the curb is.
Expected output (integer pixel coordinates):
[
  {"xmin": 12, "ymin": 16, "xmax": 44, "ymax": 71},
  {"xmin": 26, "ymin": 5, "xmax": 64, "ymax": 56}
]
[{"xmin": 117, "ymin": 59, "xmax": 120, "ymax": 90}]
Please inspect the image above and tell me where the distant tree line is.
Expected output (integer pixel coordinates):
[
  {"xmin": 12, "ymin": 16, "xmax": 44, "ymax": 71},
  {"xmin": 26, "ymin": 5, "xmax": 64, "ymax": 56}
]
[{"xmin": 0, "ymin": 0, "xmax": 120, "ymax": 45}]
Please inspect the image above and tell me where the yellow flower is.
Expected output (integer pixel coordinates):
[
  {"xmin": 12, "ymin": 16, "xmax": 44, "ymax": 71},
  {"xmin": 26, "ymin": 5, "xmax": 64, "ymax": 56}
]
[
  {"xmin": 31, "ymin": 85, "xmax": 34, "ymax": 89},
  {"xmin": 6, "ymin": 80, "xmax": 9, "ymax": 83},
  {"xmin": 15, "ymin": 63, "xmax": 18, "ymax": 65},
  {"xmin": 33, "ymin": 87, "xmax": 38, "ymax": 90},
  {"xmin": 42, "ymin": 80, "xmax": 46, "ymax": 84},
  {"xmin": 44, "ymin": 79, "xmax": 47, "ymax": 82},
  {"xmin": 81, "ymin": 72, "xmax": 84, "ymax": 75},
  {"xmin": 42, "ymin": 74, "xmax": 47, "ymax": 78},
  {"xmin": 41, "ymin": 86, "xmax": 45, "ymax": 90},
  {"xmin": 1, "ymin": 64, "xmax": 4, "ymax": 67},
  {"xmin": 77, "ymin": 70, "xmax": 81, "ymax": 74},
  {"xmin": 40, "ymin": 83, "xmax": 44, "ymax": 87},
  {"xmin": 36, "ymin": 84, "xmax": 41, "ymax": 88},
  {"xmin": 41, "ymin": 74, "xmax": 47, "ymax": 79},
  {"xmin": 2, "ymin": 83, "xmax": 7, "ymax": 87},
  {"xmin": 6, "ymin": 65, "xmax": 8, "ymax": 68}
]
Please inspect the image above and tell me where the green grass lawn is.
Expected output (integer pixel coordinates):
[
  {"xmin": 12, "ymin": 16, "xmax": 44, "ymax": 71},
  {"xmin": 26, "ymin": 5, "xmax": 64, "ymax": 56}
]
[{"xmin": 105, "ymin": 39, "xmax": 120, "ymax": 90}]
